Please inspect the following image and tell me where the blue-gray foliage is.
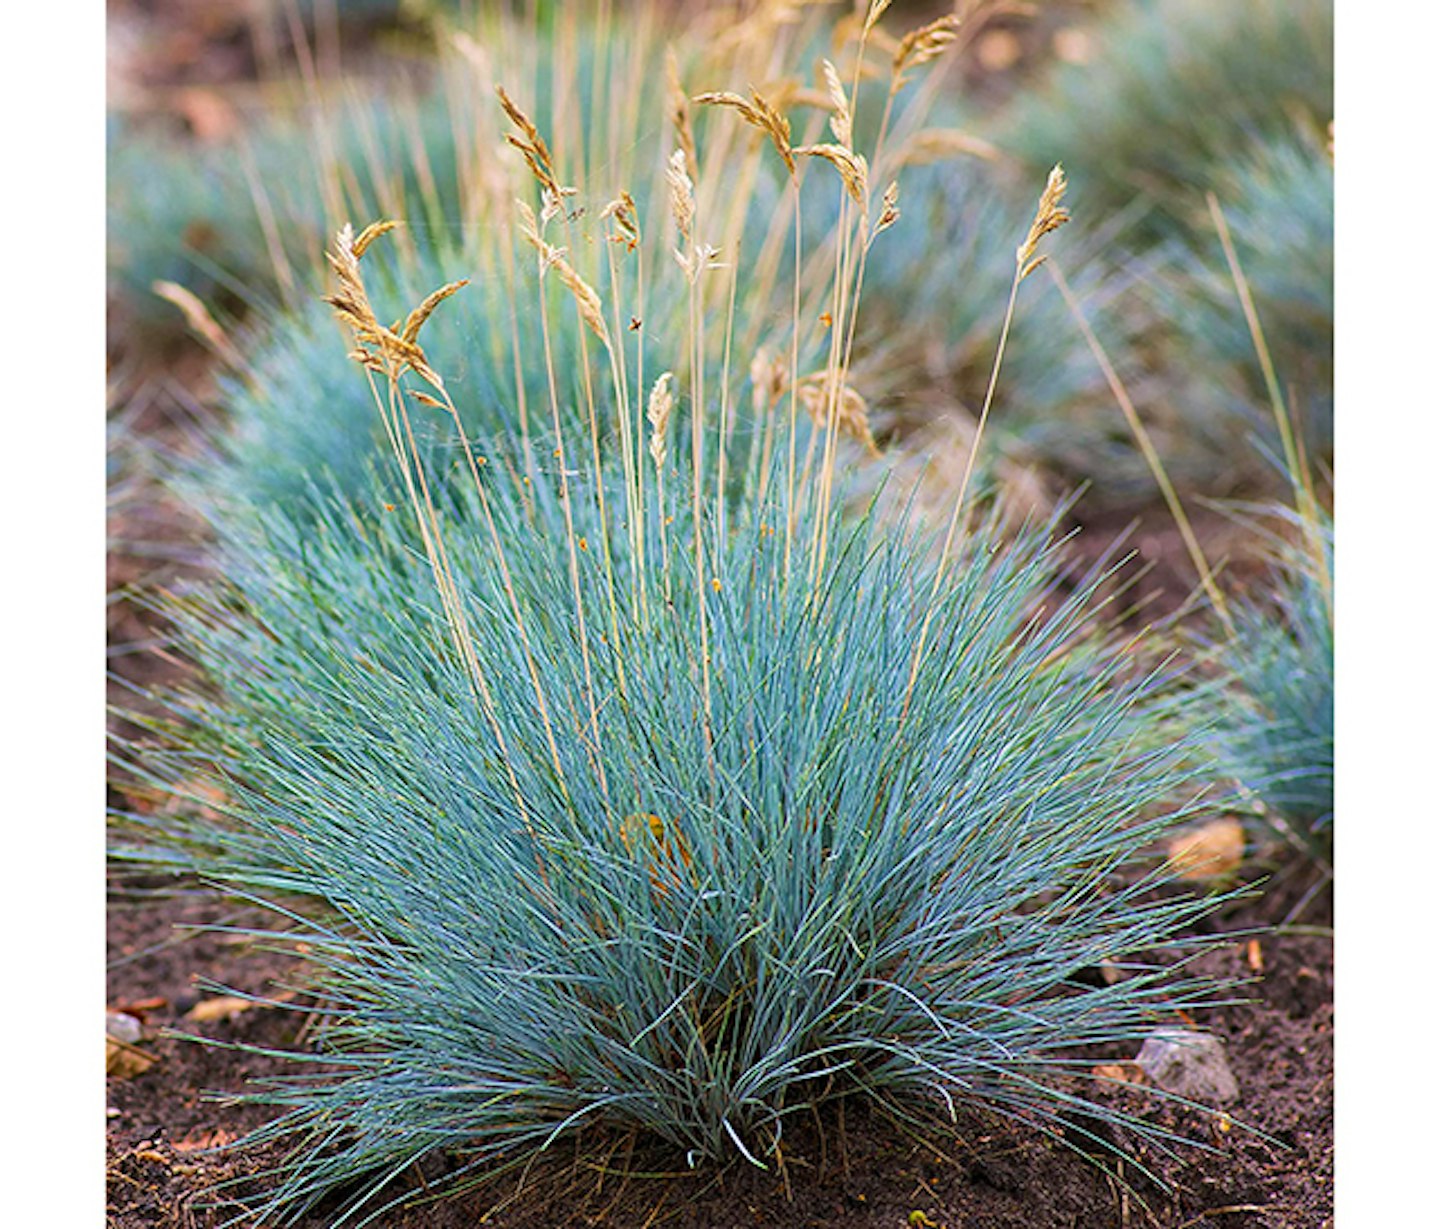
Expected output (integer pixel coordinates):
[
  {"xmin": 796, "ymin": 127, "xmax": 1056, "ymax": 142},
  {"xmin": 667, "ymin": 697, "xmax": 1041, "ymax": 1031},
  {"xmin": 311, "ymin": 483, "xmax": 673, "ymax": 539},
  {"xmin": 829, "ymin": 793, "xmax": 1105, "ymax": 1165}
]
[{"xmin": 1212, "ymin": 512, "xmax": 1333, "ymax": 861}]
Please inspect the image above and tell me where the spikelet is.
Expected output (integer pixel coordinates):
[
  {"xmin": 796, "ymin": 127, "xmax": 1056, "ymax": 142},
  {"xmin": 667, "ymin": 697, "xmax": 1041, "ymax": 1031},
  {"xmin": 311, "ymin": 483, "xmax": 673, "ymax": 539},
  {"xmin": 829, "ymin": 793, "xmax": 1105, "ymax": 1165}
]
[
  {"xmin": 497, "ymin": 85, "xmax": 575, "ymax": 201},
  {"xmin": 749, "ymin": 347, "xmax": 789, "ymax": 417},
  {"xmin": 795, "ymin": 143, "xmax": 868, "ymax": 206},
  {"xmin": 352, "ymin": 219, "xmax": 401, "ymax": 258},
  {"xmin": 864, "ymin": 0, "xmax": 895, "ymax": 34},
  {"xmin": 872, "ymin": 180, "xmax": 901, "ymax": 239},
  {"xmin": 1016, "ymin": 164, "xmax": 1070, "ymax": 281},
  {"xmin": 665, "ymin": 149, "xmax": 695, "ymax": 245},
  {"xmin": 151, "ymin": 280, "xmax": 243, "ymax": 368},
  {"xmin": 515, "ymin": 202, "xmax": 611, "ymax": 348},
  {"xmin": 796, "ymin": 372, "xmax": 881, "ymax": 457},
  {"xmin": 893, "ymin": 14, "xmax": 962, "ymax": 88},
  {"xmin": 647, "ymin": 372, "xmax": 676, "ymax": 470},
  {"xmin": 324, "ymin": 221, "xmax": 458, "ymax": 390},
  {"xmin": 600, "ymin": 192, "xmax": 640, "ymax": 252},
  {"xmin": 400, "ymin": 279, "xmax": 470, "ymax": 346},
  {"xmin": 693, "ymin": 88, "xmax": 795, "ymax": 175},
  {"xmin": 821, "ymin": 58, "xmax": 852, "ymax": 149},
  {"xmin": 665, "ymin": 48, "xmax": 699, "ymax": 183}
]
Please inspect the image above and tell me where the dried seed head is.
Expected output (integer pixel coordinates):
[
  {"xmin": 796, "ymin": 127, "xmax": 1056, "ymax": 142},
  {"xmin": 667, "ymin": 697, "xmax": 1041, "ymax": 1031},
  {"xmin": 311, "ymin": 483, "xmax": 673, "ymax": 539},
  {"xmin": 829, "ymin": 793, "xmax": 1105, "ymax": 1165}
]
[
  {"xmin": 353, "ymin": 219, "xmax": 401, "ymax": 258},
  {"xmin": 821, "ymin": 58, "xmax": 852, "ymax": 149},
  {"xmin": 665, "ymin": 148, "xmax": 695, "ymax": 245},
  {"xmin": 864, "ymin": 0, "xmax": 895, "ymax": 34},
  {"xmin": 600, "ymin": 191, "xmax": 641, "ymax": 252},
  {"xmin": 647, "ymin": 372, "xmax": 676, "ymax": 470},
  {"xmin": 515, "ymin": 201, "xmax": 610, "ymax": 347},
  {"xmin": 750, "ymin": 347, "xmax": 789, "ymax": 417},
  {"xmin": 796, "ymin": 371, "xmax": 881, "ymax": 457},
  {"xmin": 1017, "ymin": 163, "xmax": 1070, "ymax": 280},
  {"xmin": 694, "ymin": 87, "xmax": 795, "ymax": 175},
  {"xmin": 497, "ymin": 85, "xmax": 574, "ymax": 201},
  {"xmin": 872, "ymin": 180, "xmax": 900, "ymax": 238},
  {"xmin": 675, "ymin": 242, "xmax": 723, "ymax": 285},
  {"xmin": 893, "ymin": 14, "xmax": 962, "ymax": 88},
  {"xmin": 795, "ymin": 143, "xmax": 869, "ymax": 206},
  {"xmin": 400, "ymin": 279, "xmax": 470, "ymax": 346},
  {"xmin": 324, "ymin": 220, "xmax": 458, "ymax": 390},
  {"xmin": 151, "ymin": 280, "xmax": 242, "ymax": 367}
]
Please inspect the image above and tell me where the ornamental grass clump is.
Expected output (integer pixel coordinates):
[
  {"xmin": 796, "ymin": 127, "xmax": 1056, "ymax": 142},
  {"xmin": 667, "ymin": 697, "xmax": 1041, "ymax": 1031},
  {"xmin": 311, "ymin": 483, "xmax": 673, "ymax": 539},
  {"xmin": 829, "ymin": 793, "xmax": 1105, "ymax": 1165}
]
[
  {"xmin": 998, "ymin": 0, "xmax": 1332, "ymax": 240},
  {"xmin": 117, "ymin": 9, "xmax": 1242, "ymax": 1222},
  {"xmin": 1210, "ymin": 510, "xmax": 1333, "ymax": 868}
]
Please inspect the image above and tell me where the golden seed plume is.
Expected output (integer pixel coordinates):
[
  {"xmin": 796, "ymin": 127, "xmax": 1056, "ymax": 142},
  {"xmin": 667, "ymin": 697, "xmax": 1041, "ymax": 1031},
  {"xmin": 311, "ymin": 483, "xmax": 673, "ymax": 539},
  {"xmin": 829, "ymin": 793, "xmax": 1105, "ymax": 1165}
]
[
  {"xmin": 864, "ymin": 0, "xmax": 895, "ymax": 34},
  {"xmin": 893, "ymin": 14, "xmax": 962, "ymax": 87},
  {"xmin": 795, "ymin": 143, "xmax": 868, "ymax": 206},
  {"xmin": 600, "ymin": 191, "xmax": 641, "ymax": 252},
  {"xmin": 647, "ymin": 371, "xmax": 676, "ymax": 470},
  {"xmin": 693, "ymin": 88, "xmax": 795, "ymax": 175},
  {"xmin": 151, "ymin": 280, "xmax": 243, "ymax": 367},
  {"xmin": 400, "ymin": 279, "xmax": 470, "ymax": 346},
  {"xmin": 1017, "ymin": 163, "xmax": 1070, "ymax": 281},
  {"xmin": 496, "ymin": 85, "xmax": 574, "ymax": 201},
  {"xmin": 821, "ymin": 58, "xmax": 852, "ymax": 149},
  {"xmin": 665, "ymin": 148, "xmax": 695, "ymax": 244},
  {"xmin": 324, "ymin": 221, "xmax": 459, "ymax": 389},
  {"xmin": 353, "ymin": 219, "xmax": 401, "ymax": 258},
  {"xmin": 515, "ymin": 201, "xmax": 611, "ymax": 347},
  {"xmin": 796, "ymin": 372, "xmax": 881, "ymax": 457}
]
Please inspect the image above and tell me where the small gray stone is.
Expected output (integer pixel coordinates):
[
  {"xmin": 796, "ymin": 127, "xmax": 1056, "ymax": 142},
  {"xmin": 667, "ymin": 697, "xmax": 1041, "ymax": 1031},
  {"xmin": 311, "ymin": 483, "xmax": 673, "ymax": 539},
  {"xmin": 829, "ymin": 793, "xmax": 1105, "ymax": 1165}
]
[
  {"xmin": 1135, "ymin": 1028, "xmax": 1239, "ymax": 1104},
  {"xmin": 105, "ymin": 1011, "xmax": 144, "ymax": 1045}
]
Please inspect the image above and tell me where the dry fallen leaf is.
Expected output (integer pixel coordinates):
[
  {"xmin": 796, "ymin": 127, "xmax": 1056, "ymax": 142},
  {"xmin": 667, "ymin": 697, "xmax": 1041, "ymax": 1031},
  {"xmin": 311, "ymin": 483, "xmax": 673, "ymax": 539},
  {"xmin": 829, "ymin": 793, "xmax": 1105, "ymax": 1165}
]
[
  {"xmin": 106, "ymin": 1035, "xmax": 158, "ymax": 1080},
  {"xmin": 112, "ymin": 996, "xmax": 168, "ymax": 1023},
  {"xmin": 1092, "ymin": 1061, "xmax": 1147, "ymax": 1086},
  {"xmin": 185, "ymin": 995, "xmax": 256, "ymax": 1024},
  {"xmin": 174, "ymin": 1128, "xmax": 237, "ymax": 1153},
  {"xmin": 1245, "ymin": 938, "xmax": 1265, "ymax": 973},
  {"xmin": 1167, "ymin": 818, "xmax": 1245, "ymax": 880}
]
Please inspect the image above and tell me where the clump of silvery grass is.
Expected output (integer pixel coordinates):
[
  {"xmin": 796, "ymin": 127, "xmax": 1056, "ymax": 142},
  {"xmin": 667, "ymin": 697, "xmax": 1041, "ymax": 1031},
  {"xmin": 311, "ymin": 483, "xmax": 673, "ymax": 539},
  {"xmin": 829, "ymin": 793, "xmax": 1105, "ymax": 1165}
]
[
  {"xmin": 1143, "ymin": 132, "xmax": 1333, "ymax": 492},
  {"xmin": 998, "ymin": 0, "xmax": 1332, "ymax": 240},
  {"xmin": 1210, "ymin": 509, "xmax": 1333, "ymax": 868},
  {"xmin": 115, "ymin": 13, "xmax": 1242, "ymax": 1221}
]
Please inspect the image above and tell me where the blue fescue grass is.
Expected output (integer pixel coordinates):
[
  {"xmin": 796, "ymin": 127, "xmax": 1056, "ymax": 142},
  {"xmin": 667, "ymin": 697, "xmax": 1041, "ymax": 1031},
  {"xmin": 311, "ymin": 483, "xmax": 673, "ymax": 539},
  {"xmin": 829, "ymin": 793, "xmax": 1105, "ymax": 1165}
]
[
  {"xmin": 1144, "ymin": 133, "xmax": 1333, "ymax": 479},
  {"xmin": 121, "ymin": 458, "xmax": 1236, "ymax": 1224},
  {"xmin": 110, "ymin": 9, "xmax": 1251, "ymax": 1221},
  {"xmin": 1210, "ymin": 510, "xmax": 1333, "ymax": 866},
  {"xmin": 997, "ymin": 0, "xmax": 1332, "ymax": 238}
]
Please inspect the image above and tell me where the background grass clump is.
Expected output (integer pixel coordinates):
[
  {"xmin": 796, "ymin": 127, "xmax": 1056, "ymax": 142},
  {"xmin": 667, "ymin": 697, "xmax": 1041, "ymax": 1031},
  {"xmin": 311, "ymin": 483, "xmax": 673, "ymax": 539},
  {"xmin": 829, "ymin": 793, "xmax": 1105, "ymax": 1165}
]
[{"xmin": 1210, "ymin": 511, "xmax": 1333, "ymax": 866}]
